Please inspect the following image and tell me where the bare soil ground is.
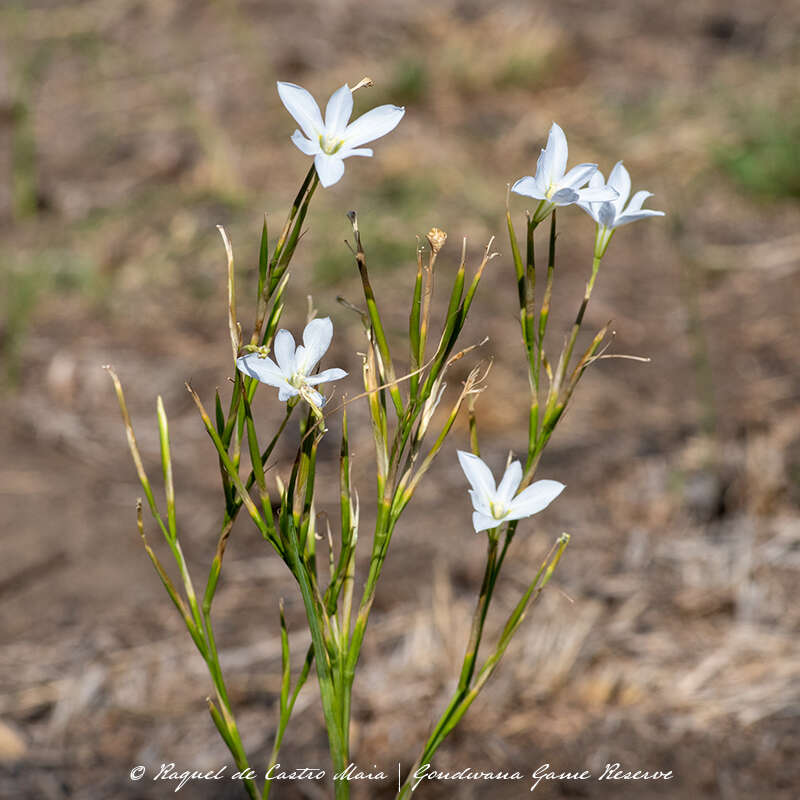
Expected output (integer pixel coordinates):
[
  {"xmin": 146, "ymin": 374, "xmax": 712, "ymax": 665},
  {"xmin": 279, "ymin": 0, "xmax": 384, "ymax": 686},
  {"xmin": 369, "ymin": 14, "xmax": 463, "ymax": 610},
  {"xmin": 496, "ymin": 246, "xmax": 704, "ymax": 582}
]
[{"xmin": 1, "ymin": 1, "xmax": 799, "ymax": 798}]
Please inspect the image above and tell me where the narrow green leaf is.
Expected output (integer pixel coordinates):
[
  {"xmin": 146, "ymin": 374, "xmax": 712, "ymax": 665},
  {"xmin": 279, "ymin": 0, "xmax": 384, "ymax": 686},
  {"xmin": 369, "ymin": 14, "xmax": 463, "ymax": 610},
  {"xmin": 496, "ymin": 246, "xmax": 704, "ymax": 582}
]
[
  {"xmin": 186, "ymin": 383, "xmax": 276, "ymax": 548},
  {"xmin": 348, "ymin": 211, "xmax": 404, "ymax": 417},
  {"xmin": 104, "ymin": 367, "xmax": 170, "ymax": 541},
  {"xmin": 217, "ymin": 226, "xmax": 240, "ymax": 366},
  {"xmin": 137, "ymin": 501, "xmax": 206, "ymax": 655},
  {"xmin": 338, "ymin": 407, "xmax": 352, "ymax": 552},
  {"xmin": 278, "ymin": 599, "xmax": 291, "ymax": 715},
  {"xmin": 250, "ymin": 214, "xmax": 271, "ymax": 345},
  {"xmin": 258, "ymin": 214, "xmax": 269, "ymax": 292},
  {"xmin": 270, "ymin": 174, "xmax": 319, "ymax": 293},
  {"xmin": 257, "ymin": 270, "xmax": 290, "ymax": 352},
  {"xmin": 215, "ymin": 390, "xmax": 225, "ymax": 436},
  {"xmin": 506, "ymin": 211, "xmax": 527, "ymax": 342},
  {"xmin": 156, "ymin": 396, "xmax": 176, "ymax": 540},
  {"xmin": 207, "ymin": 697, "xmax": 236, "ymax": 752},
  {"xmin": 409, "ymin": 252, "xmax": 423, "ymax": 397},
  {"xmin": 268, "ymin": 166, "xmax": 315, "ymax": 283},
  {"xmin": 243, "ymin": 401, "xmax": 265, "ymax": 491}
]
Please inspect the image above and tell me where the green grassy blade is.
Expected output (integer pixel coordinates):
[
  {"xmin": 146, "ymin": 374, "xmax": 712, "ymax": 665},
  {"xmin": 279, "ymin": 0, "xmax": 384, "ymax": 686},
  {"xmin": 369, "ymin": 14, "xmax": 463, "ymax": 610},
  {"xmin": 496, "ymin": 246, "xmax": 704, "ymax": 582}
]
[
  {"xmin": 259, "ymin": 214, "xmax": 269, "ymax": 293},
  {"xmin": 409, "ymin": 253, "xmax": 423, "ymax": 397},
  {"xmin": 156, "ymin": 396, "xmax": 176, "ymax": 540}
]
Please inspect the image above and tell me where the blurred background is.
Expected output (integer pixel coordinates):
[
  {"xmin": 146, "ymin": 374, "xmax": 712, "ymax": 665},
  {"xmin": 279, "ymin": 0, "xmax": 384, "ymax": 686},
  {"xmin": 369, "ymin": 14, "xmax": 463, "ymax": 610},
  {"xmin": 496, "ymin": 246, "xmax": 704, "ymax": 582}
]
[{"xmin": 1, "ymin": 1, "xmax": 799, "ymax": 798}]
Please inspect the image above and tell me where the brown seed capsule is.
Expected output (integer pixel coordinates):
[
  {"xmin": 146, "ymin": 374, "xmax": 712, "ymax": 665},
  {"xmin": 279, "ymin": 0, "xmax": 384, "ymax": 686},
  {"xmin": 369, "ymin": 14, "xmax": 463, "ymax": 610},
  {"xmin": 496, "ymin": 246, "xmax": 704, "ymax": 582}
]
[{"xmin": 426, "ymin": 227, "xmax": 447, "ymax": 254}]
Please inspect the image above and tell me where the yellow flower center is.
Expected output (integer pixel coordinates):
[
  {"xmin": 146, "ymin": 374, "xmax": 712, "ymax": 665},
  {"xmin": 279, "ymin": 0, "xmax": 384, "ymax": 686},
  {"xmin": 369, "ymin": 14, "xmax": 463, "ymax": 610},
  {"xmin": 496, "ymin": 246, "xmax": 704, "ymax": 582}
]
[{"xmin": 319, "ymin": 134, "xmax": 343, "ymax": 155}]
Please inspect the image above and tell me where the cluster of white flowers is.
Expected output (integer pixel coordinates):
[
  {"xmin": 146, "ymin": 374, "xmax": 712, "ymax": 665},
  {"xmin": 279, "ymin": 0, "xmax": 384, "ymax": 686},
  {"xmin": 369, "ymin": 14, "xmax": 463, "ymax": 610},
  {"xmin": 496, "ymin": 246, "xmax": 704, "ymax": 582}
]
[
  {"xmin": 276, "ymin": 83, "xmax": 662, "ymax": 255},
  {"xmin": 512, "ymin": 121, "xmax": 664, "ymax": 253},
  {"xmin": 238, "ymin": 82, "xmax": 666, "ymax": 534}
]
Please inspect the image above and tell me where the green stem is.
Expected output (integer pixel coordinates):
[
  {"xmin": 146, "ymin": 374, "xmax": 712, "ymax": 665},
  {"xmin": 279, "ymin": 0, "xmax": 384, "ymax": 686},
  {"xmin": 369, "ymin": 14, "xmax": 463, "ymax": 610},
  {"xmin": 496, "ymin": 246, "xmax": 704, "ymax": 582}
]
[
  {"xmin": 346, "ymin": 499, "xmax": 393, "ymax": 672},
  {"xmin": 560, "ymin": 254, "xmax": 602, "ymax": 389},
  {"xmin": 536, "ymin": 210, "xmax": 557, "ymax": 380},
  {"xmin": 203, "ymin": 613, "xmax": 259, "ymax": 800},
  {"xmin": 287, "ymin": 529, "xmax": 349, "ymax": 791},
  {"xmin": 262, "ymin": 638, "xmax": 315, "ymax": 799},
  {"xmin": 398, "ymin": 534, "xmax": 570, "ymax": 798},
  {"xmin": 268, "ymin": 165, "xmax": 316, "ymax": 285},
  {"xmin": 457, "ymin": 533, "xmax": 499, "ymax": 690}
]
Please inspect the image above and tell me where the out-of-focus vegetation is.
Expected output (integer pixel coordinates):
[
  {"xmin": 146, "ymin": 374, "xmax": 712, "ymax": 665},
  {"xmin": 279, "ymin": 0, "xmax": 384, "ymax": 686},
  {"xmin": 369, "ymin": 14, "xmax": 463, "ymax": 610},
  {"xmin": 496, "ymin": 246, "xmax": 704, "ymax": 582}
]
[{"xmin": 716, "ymin": 106, "xmax": 800, "ymax": 200}]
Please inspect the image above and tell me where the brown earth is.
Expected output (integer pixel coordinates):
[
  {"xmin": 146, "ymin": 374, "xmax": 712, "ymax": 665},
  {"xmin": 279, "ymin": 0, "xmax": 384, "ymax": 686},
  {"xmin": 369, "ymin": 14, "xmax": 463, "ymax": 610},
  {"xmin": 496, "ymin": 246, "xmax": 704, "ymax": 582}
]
[{"xmin": 1, "ymin": 1, "xmax": 799, "ymax": 799}]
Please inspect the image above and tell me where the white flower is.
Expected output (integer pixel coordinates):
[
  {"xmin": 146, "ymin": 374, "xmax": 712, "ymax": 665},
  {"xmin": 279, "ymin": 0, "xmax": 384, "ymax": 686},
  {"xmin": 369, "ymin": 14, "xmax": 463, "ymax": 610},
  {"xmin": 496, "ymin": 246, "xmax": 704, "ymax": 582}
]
[
  {"xmin": 236, "ymin": 317, "xmax": 347, "ymax": 408},
  {"xmin": 512, "ymin": 122, "xmax": 617, "ymax": 223},
  {"xmin": 277, "ymin": 81, "xmax": 405, "ymax": 188},
  {"xmin": 457, "ymin": 450, "xmax": 565, "ymax": 533},
  {"xmin": 577, "ymin": 161, "xmax": 665, "ymax": 258}
]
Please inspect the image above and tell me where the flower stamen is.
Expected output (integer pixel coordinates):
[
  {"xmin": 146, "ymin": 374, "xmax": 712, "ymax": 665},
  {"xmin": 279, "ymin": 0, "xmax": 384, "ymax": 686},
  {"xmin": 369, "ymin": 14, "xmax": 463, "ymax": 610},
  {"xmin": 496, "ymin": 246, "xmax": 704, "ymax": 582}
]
[{"xmin": 319, "ymin": 134, "xmax": 343, "ymax": 155}]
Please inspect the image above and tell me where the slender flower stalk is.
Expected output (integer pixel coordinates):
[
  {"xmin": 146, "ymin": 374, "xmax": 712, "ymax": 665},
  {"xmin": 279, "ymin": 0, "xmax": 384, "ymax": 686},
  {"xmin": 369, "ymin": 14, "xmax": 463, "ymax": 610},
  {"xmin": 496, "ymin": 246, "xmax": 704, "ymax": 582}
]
[{"xmin": 557, "ymin": 163, "xmax": 665, "ymax": 391}]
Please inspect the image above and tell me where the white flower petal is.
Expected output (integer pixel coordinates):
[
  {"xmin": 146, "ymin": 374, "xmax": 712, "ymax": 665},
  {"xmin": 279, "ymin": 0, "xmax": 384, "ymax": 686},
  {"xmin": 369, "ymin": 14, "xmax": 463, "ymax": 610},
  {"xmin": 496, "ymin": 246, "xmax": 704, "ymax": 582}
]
[
  {"xmin": 302, "ymin": 386, "xmax": 325, "ymax": 408},
  {"xmin": 598, "ymin": 201, "xmax": 617, "ymax": 227},
  {"xmin": 273, "ymin": 329, "xmax": 296, "ymax": 375},
  {"xmin": 577, "ymin": 201, "xmax": 600, "ymax": 222},
  {"xmin": 496, "ymin": 460, "xmax": 523, "ymax": 507},
  {"xmin": 278, "ymin": 385, "xmax": 300, "ymax": 402},
  {"xmin": 306, "ymin": 367, "xmax": 348, "ymax": 385},
  {"xmin": 314, "ymin": 153, "xmax": 345, "ymax": 187},
  {"xmin": 507, "ymin": 479, "xmax": 565, "ymax": 520},
  {"xmin": 541, "ymin": 122, "xmax": 568, "ymax": 184},
  {"xmin": 577, "ymin": 199, "xmax": 598, "ymax": 219},
  {"xmin": 615, "ymin": 209, "xmax": 665, "ymax": 227},
  {"xmin": 589, "ymin": 170, "xmax": 605, "ymax": 188},
  {"xmin": 277, "ymin": 82, "xmax": 324, "ymax": 141},
  {"xmin": 236, "ymin": 354, "xmax": 289, "ymax": 389},
  {"xmin": 324, "ymin": 84, "xmax": 353, "ymax": 138},
  {"xmin": 468, "ymin": 489, "xmax": 492, "ymax": 516},
  {"xmin": 300, "ymin": 317, "xmax": 334, "ymax": 373},
  {"xmin": 577, "ymin": 171, "xmax": 610, "ymax": 220},
  {"xmin": 511, "ymin": 176, "xmax": 546, "ymax": 200},
  {"xmin": 338, "ymin": 147, "xmax": 373, "ymax": 158},
  {"xmin": 607, "ymin": 161, "xmax": 631, "ymax": 215},
  {"xmin": 625, "ymin": 190, "xmax": 654, "ymax": 214},
  {"xmin": 551, "ymin": 187, "xmax": 580, "ymax": 205},
  {"xmin": 472, "ymin": 511, "xmax": 502, "ymax": 533},
  {"xmin": 457, "ymin": 451, "xmax": 497, "ymax": 503},
  {"xmin": 532, "ymin": 145, "xmax": 549, "ymax": 185},
  {"xmin": 577, "ymin": 184, "xmax": 618, "ymax": 203},
  {"xmin": 344, "ymin": 104, "xmax": 405, "ymax": 148},
  {"xmin": 291, "ymin": 130, "xmax": 320, "ymax": 155},
  {"xmin": 561, "ymin": 162, "xmax": 598, "ymax": 191}
]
